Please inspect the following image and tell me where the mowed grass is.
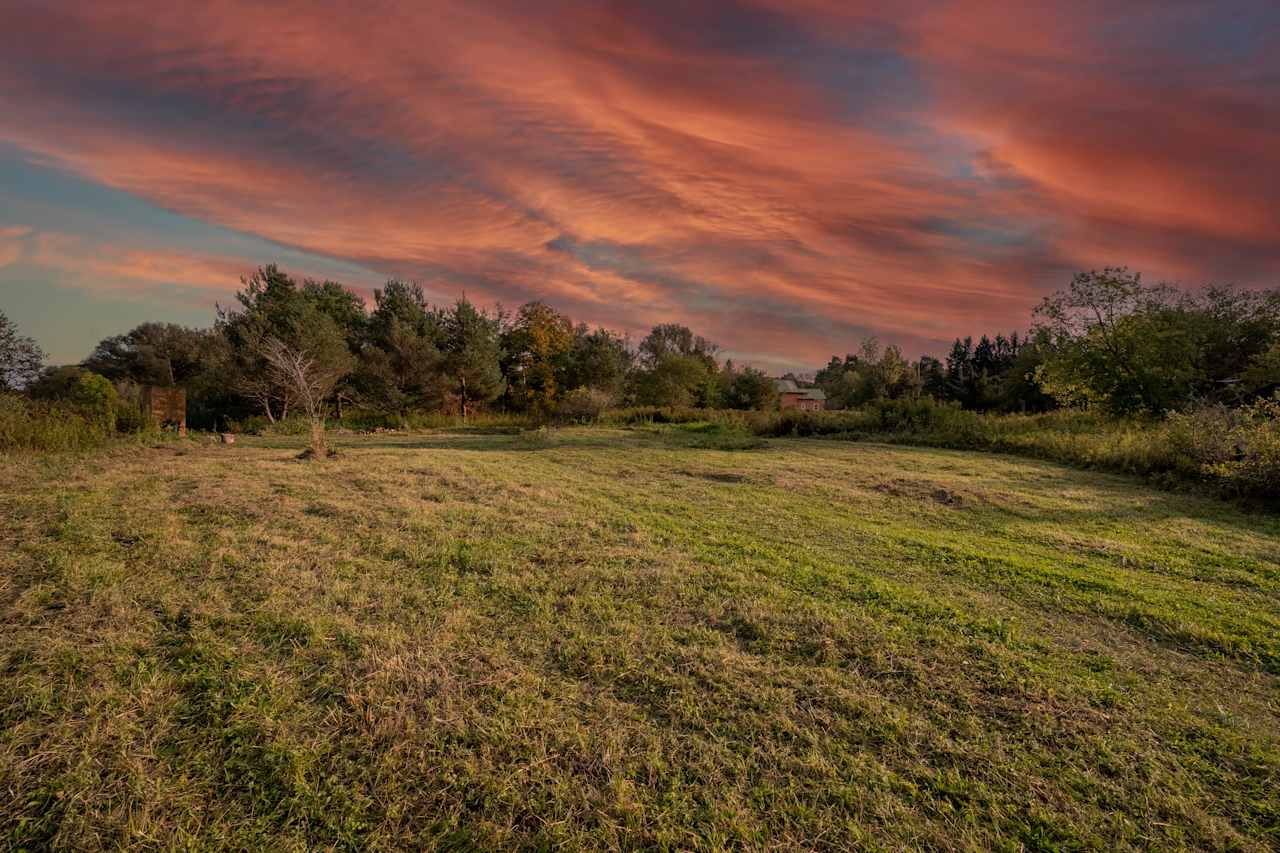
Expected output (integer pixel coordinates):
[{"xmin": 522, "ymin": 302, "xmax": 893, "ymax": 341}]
[{"xmin": 2, "ymin": 429, "xmax": 1278, "ymax": 851}]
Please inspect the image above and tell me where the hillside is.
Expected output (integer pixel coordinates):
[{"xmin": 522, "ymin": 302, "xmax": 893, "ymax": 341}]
[{"xmin": 3, "ymin": 430, "xmax": 1278, "ymax": 850}]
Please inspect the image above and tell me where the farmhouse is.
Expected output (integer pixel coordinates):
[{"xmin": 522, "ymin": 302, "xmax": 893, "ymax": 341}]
[{"xmin": 774, "ymin": 378, "xmax": 826, "ymax": 411}]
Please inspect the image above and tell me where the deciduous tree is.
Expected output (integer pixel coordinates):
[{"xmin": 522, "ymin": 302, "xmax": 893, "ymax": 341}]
[
  {"xmin": 258, "ymin": 315, "xmax": 354, "ymax": 455},
  {"xmin": 502, "ymin": 301, "xmax": 574, "ymax": 416},
  {"xmin": 0, "ymin": 311, "xmax": 44, "ymax": 392},
  {"xmin": 83, "ymin": 322, "xmax": 219, "ymax": 387}
]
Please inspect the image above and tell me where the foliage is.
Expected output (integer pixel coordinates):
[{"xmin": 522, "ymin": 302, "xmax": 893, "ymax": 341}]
[
  {"xmin": 69, "ymin": 372, "xmax": 118, "ymax": 430},
  {"xmin": 609, "ymin": 399, "xmax": 1280, "ymax": 503},
  {"xmin": 111, "ymin": 381, "xmax": 148, "ymax": 433},
  {"xmin": 0, "ymin": 378, "xmax": 162, "ymax": 452},
  {"xmin": 442, "ymin": 298, "xmax": 504, "ymax": 416},
  {"xmin": 1241, "ymin": 341, "xmax": 1280, "ymax": 396},
  {"xmin": 82, "ymin": 322, "xmax": 222, "ymax": 387},
  {"xmin": 15, "ymin": 260, "xmax": 1280, "ymax": 495},
  {"xmin": 0, "ymin": 394, "xmax": 108, "ymax": 452},
  {"xmin": 357, "ymin": 280, "xmax": 445, "ymax": 415},
  {"xmin": 502, "ymin": 301, "xmax": 574, "ymax": 416},
  {"xmin": 562, "ymin": 325, "xmax": 632, "ymax": 398},
  {"xmin": 0, "ymin": 311, "xmax": 45, "ymax": 391},
  {"xmin": 301, "ymin": 278, "xmax": 368, "ymax": 351},
  {"xmin": 554, "ymin": 387, "xmax": 612, "ymax": 424},
  {"xmin": 636, "ymin": 323, "xmax": 718, "ymax": 367},
  {"xmin": 628, "ymin": 354, "xmax": 710, "ymax": 407},
  {"xmin": 1204, "ymin": 395, "xmax": 1280, "ymax": 498},
  {"xmin": 259, "ymin": 329, "xmax": 354, "ymax": 456},
  {"xmin": 217, "ymin": 265, "xmax": 308, "ymax": 421},
  {"xmin": 628, "ymin": 324, "xmax": 721, "ymax": 407},
  {"xmin": 82, "ymin": 322, "xmax": 231, "ymax": 429},
  {"xmin": 935, "ymin": 331, "xmax": 1055, "ymax": 413},
  {"xmin": 1034, "ymin": 268, "xmax": 1280, "ymax": 414},
  {"xmin": 217, "ymin": 265, "xmax": 366, "ymax": 424},
  {"xmin": 815, "ymin": 338, "xmax": 921, "ymax": 408},
  {"xmin": 26, "ymin": 365, "xmax": 91, "ymax": 401},
  {"xmin": 720, "ymin": 364, "xmax": 779, "ymax": 411}
]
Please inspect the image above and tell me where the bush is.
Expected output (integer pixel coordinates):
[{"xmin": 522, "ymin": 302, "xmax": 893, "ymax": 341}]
[
  {"xmin": 263, "ymin": 416, "xmax": 311, "ymax": 436},
  {"xmin": 0, "ymin": 394, "xmax": 110, "ymax": 452},
  {"xmin": 1207, "ymin": 396, "xmax": 1280, "ymax": 500},
  {"xmin": 1162, "ymin": 406, "xmax": 1237, "ymax": 479},
  {"xmin": 69, "ymin": 372, "xmax": 120, "ymax": 432},
  {"xmin": 225, "ymin": 415, "xmax": 273, "ymax": 435},
  {"xmin": 113, "ymin": 398, "xmax": 148, "ymax": 433},
  {"xmin": 555, "ymin": 388, "xmax": 613, "ymax": 424},
  {"xmin": 111, "ymin": 380, "xmax": 149, "ymax": 433}
]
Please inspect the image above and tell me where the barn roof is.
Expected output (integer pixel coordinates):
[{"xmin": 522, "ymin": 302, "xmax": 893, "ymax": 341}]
[{"xmin": 774, "ymin": 378, "xmax": 825, "ymax": 400}]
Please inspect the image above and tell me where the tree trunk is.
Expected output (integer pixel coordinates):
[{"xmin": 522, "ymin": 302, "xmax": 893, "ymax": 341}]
[
  {"xmin": 309, "ymin": 417, "xmax": 326, "ymax": 457},
  {"xmin": 262, "ymin": 396, "xmax": 276, "ymax": 423}
]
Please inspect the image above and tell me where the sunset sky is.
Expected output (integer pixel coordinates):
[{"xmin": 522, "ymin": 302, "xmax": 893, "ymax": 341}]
[{"xmin": 1, "ymin": 1, "xmax": 1277, "ymax": 370}]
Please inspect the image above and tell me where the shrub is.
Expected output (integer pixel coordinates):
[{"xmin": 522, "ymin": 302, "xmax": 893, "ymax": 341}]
[
  {"xmin": 111, "ymin": 380, "xmax": 149, "ymax": 433},
  {"xmin": 335, "ymin": 409, "xmax": 403, "ymax": 432},
  {"xmin": 263, "ymin": 416, "xmax": 311, "ymax": 436},
  {"xmin": 113, "ymin": 398, "xmax": 148, "ymax": 433},
  {"xmin": 225, "ymin": 415, "xmax": 273, "ymax": 435},
  {"xmin": 70, "ymin": 372, "xmax": 118, "ymax": 431},
  {"xmin": 555, "ymin": 387, "xmax": 613, "ymax": 424},
  {"xmin": 1208, "ymin": 396, "xmax": 1280, "ymax": 500},
  {"xmin": 0, "ymin": 394, "xmax": 110, "ymax": 452},
  {"xmin": 1162, "ymin": 406, "xmax": 1237, "ymax": 479},
  {"xmin": 514, "ymin": 425, "xmax": 556, "ymax": 449}
]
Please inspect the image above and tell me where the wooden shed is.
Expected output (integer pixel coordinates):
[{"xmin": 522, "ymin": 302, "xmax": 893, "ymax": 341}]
[{"xmin": 140, "ymin": 386, "xmax": 187, "ymax": 435}]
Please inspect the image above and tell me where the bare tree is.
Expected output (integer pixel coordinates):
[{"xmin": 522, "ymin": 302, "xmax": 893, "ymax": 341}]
[{"xmin": 260, "ymin": 336, "xmax": 349, "ymax": 456}]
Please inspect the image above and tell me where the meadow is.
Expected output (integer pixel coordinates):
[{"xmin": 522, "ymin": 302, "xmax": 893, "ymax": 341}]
[{"xmin": 2, "ymin": 428, "xmax": 1279, "ymax": 850}]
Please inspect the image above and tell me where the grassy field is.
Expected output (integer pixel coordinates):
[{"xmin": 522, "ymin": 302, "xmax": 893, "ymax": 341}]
[{"xmin": 2, "ymin": 428, "xmax": 1278, "ymax": 851}]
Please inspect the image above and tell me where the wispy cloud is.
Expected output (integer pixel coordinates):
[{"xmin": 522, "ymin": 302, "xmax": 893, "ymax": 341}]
[{"xmin": 1, "ymin": 0, "xmax": 1276, "ymax": 368}]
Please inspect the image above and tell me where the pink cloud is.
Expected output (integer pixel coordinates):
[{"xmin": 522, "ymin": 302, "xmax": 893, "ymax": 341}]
[{"xmin": 0, "ymin": 1, "xmax": 1275, "ymax": 366}]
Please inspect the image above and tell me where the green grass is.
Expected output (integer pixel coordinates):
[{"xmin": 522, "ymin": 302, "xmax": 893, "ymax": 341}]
[{"xmin": 2, "ymin": 428, "xmax": 1278, "ymax": 850}]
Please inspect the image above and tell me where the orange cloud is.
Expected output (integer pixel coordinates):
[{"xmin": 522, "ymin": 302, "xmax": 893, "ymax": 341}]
[
  {"xmin": 0, "ymin": 0, "xmax": 1275, "ymax": 369},
  {"xmin": 0, "ymin": 225, "xmax": 33, "ymax": 268}
]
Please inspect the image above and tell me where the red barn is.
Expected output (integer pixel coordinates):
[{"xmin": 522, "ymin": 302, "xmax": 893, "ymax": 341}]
[{"xmin": 774, "ymin": 379, "xmax": 826, "ymax": 412}]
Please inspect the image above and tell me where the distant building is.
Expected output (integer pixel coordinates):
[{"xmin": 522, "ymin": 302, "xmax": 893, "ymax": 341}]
[
  {"xmin": 140, "ymin": 385, "xmax": 187, "ymax": 435},
  {"xmin": 774, "ymin": 378, "xmax": 826, "ymax": 412}
]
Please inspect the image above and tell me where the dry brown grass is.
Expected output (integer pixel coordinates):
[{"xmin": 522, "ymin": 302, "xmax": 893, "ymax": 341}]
[{"xmin": 2, "ymin": 428, "xmax": 1278, "ymax": 850}]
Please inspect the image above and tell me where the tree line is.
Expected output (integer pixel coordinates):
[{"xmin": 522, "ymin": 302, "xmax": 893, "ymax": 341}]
[
  {"xmin": 2, "ymin": 265, "xmax": 1278, "ymax": 442},
  {"xmin": 812, "ymin": 268, "xmax": 1279, "ymax": 416},
  {"xmin": 2, "ymin": 265, "xmax": 784, "ymax": 440}
]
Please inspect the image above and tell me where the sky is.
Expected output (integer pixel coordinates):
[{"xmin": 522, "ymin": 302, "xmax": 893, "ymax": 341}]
[{"xmin": 1, "ymin": 1, "xmax": 1278, "ymax": 371}]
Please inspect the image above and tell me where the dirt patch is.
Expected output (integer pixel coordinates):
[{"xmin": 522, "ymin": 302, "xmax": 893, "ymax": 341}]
[
  {"xmin": 874, "ymin": 478, "xmax": 965, "ymax": 506},
  {"xmin": 296, "ymin": 447, "xmax": 341, "ymax": 460}
]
